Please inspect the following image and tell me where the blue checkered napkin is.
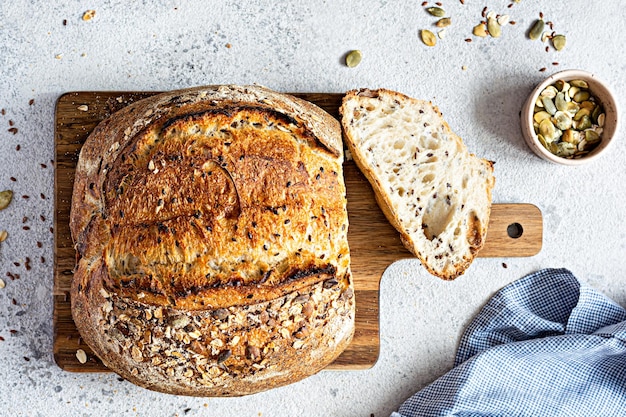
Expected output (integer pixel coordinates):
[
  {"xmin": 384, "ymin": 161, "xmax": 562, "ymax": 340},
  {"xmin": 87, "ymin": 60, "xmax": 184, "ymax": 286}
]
[{"xmin": 391, "ymin": 268, "xmax": 626, "ymax": 417}]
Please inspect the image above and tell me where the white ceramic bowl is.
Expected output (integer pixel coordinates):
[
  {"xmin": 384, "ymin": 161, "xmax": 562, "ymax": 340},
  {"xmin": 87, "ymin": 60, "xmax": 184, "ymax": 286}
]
[{"xmin": 521, "ymin": 69, "xmax": 619, "ymax": 165}]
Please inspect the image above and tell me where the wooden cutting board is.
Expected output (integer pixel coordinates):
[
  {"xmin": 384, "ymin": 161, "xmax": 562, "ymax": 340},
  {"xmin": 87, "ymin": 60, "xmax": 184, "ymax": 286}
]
[{"xmin": 53, "ymin": 91, "xmax": 543, "ymax": 373}]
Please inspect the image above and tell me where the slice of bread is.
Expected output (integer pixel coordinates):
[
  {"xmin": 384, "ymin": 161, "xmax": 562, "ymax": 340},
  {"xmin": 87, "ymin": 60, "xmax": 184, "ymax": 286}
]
[{"xmin": 340, "ymin": 88, "xmax": 495, "ymax": 280}]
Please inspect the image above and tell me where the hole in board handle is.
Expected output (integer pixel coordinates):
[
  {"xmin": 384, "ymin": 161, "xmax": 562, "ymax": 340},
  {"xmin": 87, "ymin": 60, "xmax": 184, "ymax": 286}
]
[{"xmin": 507, "ymin": 223, "xmax": 524, "ymax": 239}]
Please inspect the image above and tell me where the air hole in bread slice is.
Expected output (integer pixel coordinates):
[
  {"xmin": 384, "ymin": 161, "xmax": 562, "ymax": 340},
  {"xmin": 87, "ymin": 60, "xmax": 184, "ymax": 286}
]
[
  {"xmin": 393, "ymin": 140, "xmax": 405, "ymax": 149},
  {"xmin": 421, "ymin": 199, "xmax": 456, "ymax": 241},
  {"xmin": 462, "ymin": 175, "xmax": 469, "ymax": 189},
  {"xmin": 426, "ymin": 138, "xmax": 440, "ymax": 149},
  {"xmin": 422, "ymin": 173, "xmax": 435, "ymax": 183}
]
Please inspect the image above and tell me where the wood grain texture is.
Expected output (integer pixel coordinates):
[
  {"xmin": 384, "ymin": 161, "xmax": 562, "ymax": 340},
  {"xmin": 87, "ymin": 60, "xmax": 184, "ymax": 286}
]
[{"xmin": 53, "ymin": 91, "xmax": 542, "ymax": 373}]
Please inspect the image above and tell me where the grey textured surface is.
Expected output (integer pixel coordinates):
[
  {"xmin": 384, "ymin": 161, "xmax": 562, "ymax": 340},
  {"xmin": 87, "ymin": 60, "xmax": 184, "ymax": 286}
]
[{"xmin": 0, "ymin": 1, "xmax": 625, "ymax": 416}]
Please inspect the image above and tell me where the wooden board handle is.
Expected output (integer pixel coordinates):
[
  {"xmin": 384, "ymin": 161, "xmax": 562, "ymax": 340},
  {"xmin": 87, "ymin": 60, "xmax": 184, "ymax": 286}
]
[{"xmin": 480, "ymin": 204, "xmax": 542, "ymax": 257}]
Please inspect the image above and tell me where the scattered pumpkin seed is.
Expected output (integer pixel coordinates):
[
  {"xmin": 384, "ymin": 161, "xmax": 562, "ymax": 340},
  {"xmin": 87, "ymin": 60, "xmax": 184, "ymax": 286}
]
[
  {"xmin": 0, "ymin": 230, "xmax": 7, "ymax": 243},
  {"xmin": 421, "ymin": 29, "xmax": 437, "ymax": 47},
  {"xmin": 0, "ymin": 190, "xmax": 13, "ymax": 210},
  {"xmin": 345, "ymin": 50, "xmax": 362, "ymax": 68},
  {"xmin": 529, "ymin": 19, "xmax": 545, "ymax": 40},
  {"xmin": 0, "ymin": 278, "xmax": 5, "ymax": 289},
  {"xmin": 435, "ymin": 17, "xmax": 451, "ymax": 28},
  {"xmin": 551, "ymin": 34, "xmax": 566, "ymax": 51},
  {"xmin": 487, "ymin": 17, "xmax": 502, "ymax": 38},
  {"xmin": 473, "ymin": 23, "xmax": 488, "ymax": 37},
  {"xmin": 426, "ymin": 6, "xmax": 446, "ymax": 17}
]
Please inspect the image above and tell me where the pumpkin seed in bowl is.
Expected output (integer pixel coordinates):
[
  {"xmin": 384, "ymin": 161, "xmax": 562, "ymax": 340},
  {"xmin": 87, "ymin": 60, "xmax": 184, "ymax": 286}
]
[
  {"xmin": 521, "ymin": 70, "xmax": 619, "ymax": 166},
  {"xmin": 532, "ymin": 79, "xmax": 605, "ymax": 159}
]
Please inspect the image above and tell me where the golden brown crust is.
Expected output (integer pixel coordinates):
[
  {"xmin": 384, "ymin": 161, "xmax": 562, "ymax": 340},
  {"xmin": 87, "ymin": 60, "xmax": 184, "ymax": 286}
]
[{"xmin": 70, "ymin": 85, "xmax": 354, "ymax": 396}]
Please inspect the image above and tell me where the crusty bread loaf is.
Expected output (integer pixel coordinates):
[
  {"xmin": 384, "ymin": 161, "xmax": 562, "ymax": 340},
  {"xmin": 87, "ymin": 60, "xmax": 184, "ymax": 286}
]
[
  {"xmin": 340, "ymin": 88, "xmax": 495, "ymax": 280},
  {"xmin": 70, "ymin": 85, "xmax": 354, "ymax": 396}
]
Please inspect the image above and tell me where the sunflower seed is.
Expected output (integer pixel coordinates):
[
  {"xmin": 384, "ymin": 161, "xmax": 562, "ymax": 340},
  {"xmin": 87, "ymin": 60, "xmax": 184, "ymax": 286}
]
[
  {"xmin": 76, "ymin": 349, "xmax": 88, "ymax": 364},
  {"xmin": 131, "ymin": 346, "xmax": 143, "ymax": 361}
]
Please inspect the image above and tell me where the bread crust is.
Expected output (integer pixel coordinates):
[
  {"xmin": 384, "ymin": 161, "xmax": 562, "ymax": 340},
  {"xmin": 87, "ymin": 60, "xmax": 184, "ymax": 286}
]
[
  {"xmin": 340, "ymin": 88, "xmax": 494, "ymax": 280},
  {"xmin": 70, "ymin": 85, "xmax": 354, "ymax": 396}
]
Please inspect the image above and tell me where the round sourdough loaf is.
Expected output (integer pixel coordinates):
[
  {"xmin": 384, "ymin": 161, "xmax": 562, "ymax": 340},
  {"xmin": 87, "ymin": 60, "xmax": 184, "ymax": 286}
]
[{"xmin": 70, "ymin": 85, "xmax": 354, "ymax": 396}]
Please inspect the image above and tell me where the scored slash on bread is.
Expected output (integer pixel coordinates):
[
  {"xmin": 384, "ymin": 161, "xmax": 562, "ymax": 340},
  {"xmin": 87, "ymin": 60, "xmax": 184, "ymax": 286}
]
[{"xmin": 340, "ymin": 88, "xmax": 495, "ymax": 280}]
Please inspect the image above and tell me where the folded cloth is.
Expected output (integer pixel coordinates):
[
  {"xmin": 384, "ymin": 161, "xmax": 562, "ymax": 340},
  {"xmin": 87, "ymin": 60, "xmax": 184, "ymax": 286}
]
[{"xmin": 391, "ymin": 268, "xmax": 626, "ymax": 417}]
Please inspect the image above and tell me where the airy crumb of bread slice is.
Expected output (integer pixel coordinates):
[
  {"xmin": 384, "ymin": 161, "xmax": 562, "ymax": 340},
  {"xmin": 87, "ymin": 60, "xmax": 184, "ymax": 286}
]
[{"xmin": 340, "ymin": 88, "xmax": 495, "ymax": 280}]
